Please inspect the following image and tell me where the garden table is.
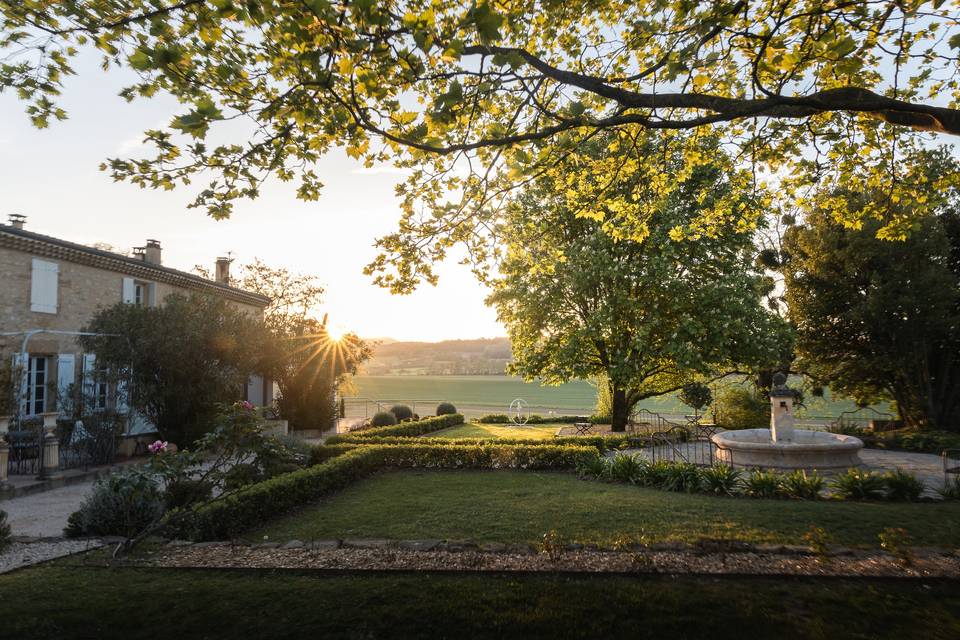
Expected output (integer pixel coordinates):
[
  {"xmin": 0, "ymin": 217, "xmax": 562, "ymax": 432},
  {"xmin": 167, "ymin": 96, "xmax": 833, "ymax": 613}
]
[{"xmin": 574, "ymin": 422, "xmax": 593, "ymax": 435}]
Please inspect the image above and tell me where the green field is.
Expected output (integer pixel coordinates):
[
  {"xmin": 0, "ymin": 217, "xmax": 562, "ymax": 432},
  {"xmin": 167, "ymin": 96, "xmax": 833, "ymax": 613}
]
[{"xmin": 348, "ymin": 375, "xmax": 886, "ymax": 419}]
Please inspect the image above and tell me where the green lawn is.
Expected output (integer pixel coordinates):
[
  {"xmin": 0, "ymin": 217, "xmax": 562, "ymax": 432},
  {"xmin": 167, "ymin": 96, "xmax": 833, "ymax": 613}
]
[
  {"xmin": 3, "ymin": 563, "xmax": 958, "ymax": 639},
  {"xmin": 432, "ymin": 422, "xmax": 561, "ymax": 439},
  {"xmin": 249, "ymin": 470, "xmax": 960, "ymax": 548}
]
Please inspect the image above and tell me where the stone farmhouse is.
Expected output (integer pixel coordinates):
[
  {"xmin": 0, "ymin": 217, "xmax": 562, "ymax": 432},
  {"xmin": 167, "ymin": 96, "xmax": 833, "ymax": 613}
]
[{"xmin": 0, "ymin": 214, "xmax": 274, "ymax": 444}]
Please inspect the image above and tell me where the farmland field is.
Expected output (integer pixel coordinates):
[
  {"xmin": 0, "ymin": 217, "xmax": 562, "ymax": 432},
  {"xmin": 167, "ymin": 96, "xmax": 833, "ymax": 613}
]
[{"xmin": 345, "ymin": 375, "xmax": 883, "ymax": 420}]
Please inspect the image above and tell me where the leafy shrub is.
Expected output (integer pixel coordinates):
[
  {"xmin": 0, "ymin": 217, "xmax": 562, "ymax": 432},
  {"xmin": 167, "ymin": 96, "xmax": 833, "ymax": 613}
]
[
  {"xmin": 608, "ymin": 454, "xmax": 644, "ymax": 484},
  {"xmin": 700, "ymin": 464, "xmax": 742, "ymax": 496},
  {"xmin": 634, "ymin": 460, "xmax": 673, "ymax": 489},
  {"xmin": 744, "ymin": 469, "xmax": 781, "ymax": 498},
  {"xmin": 222, "ymin": 462, "xmax": 264, "ymax": 491},
  {"xmin": 830, "ymin": 468, "xmax": 886, "ymax": 500},
  {"xmin": 163, "ymin": 478, "xmax": 213, "ymax": 510},
  {"xmin": 939, "ymin": 476, "xmax": 960, "ymax": 500},
  {"xmin": 882, "ymin": 469, "xmax": 926, "ymax": 501},
  {"xmin": 867, "ymin": 430, "xmax": 960, "ymax": 455},
  {"xmin": 777, "ymin": 470, "xmax": 824, "ymax": 500},
  {"xmin": 576, "ymin": 455, "xmax": 609, "ymax": 480},
  {"xmin": 65, "ymin": 470, "xmax": 165, "ymax": 538},
  {"xmin": 803, "ymin": 525, "xmax": 831, "ymax": 563},
  {"xmin": 389, "ymin": 405, "xmax": 414, "ymax": 421},
  {"xmin": 712, "ymin": 386, "xmax": 769, "ymax": 430},
  {"xmin": 182, "ymin": 443, "xmax": 600, "ymax": 540},
  {"xmin": 477, "ymin": 414, "xmax": 510, "ymax": 424},
  {"xmin": 371, "ymin": 411, "xmax": 399, "ymax": 427},
  {"xmin": 661, "ymin": 462, "xmax": 701, "ymax": 493},
  {"xmin": 0, "ymin": 510, "xmax": 10, "ymax": 552},
  {"xmin": 436, "ymin": 402, "xmax": 457, "ymax": 416}
]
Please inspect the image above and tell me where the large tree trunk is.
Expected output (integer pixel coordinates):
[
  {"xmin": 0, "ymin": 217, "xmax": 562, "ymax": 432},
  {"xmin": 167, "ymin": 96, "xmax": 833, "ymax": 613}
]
[{"xmin": 611, "ymin": 387, "xmax": 630, "ymax": 433}]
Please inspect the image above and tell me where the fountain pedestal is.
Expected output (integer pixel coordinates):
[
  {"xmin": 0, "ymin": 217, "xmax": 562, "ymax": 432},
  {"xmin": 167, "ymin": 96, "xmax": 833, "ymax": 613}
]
[{"xmin": 710, "ymin": 373, "xmax": 863, "ymax": 471}]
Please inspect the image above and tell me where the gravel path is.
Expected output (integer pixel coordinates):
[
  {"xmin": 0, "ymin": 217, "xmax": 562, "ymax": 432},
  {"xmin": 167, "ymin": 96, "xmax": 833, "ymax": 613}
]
[
  {"xmin": 141, "ymin": 543, "xmax": 960, "ymax": 578},
  {"xmin": 0, "ymin": 538, "xmax": 105, "ymax": 574},
  {"xmin": 1, "ymin": 481, "xmax": 95, "ymax": 537}
]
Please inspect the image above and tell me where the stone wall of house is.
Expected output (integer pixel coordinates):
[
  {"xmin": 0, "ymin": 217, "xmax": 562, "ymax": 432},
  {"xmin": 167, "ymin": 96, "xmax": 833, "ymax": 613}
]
[{"xmin": 0, "ymin": 243, "xmax": 267, "ymax": 419}]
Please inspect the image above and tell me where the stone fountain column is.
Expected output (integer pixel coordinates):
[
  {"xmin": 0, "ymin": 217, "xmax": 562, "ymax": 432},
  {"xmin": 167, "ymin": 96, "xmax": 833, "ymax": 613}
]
[{"xmin": 769, "ymin": 372, "xmax": 795, "ymax": 444}]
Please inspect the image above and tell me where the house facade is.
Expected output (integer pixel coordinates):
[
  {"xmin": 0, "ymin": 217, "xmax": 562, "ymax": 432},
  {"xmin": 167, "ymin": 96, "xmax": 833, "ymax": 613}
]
[{"xmin": 0, "ymin": 215, "xmax": 273, "ymax": 439}]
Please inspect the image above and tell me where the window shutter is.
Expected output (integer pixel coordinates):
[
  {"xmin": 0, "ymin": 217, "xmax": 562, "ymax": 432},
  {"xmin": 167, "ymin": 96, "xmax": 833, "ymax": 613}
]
[
  {"xmin": 147, "ymin": 282, "xmax": 158, "ymax": 307},
  {"xmin": 56, "ymin": 354, "xmax": 76, "ymax": 414},
  {"xmin": 122, "ymin": 277, "xmax": 136, "ymax": 304},
  {"xmin": 30, "ymin": 258, "xmax": 59, "ymax": 313},
  {"xmin": 81, "ymin": 353, "xmax": 96, "ymax": 410}
]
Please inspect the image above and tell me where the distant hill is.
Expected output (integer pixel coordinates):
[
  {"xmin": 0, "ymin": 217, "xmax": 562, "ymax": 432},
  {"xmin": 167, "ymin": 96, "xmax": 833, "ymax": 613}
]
[{"xmin": 362, "ymin": 337, "xmax": 512, "ymax": 375}]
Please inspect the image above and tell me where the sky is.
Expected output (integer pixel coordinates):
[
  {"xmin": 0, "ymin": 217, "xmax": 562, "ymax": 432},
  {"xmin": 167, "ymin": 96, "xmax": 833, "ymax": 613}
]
[{"xmin": 0, "ymin": 52, "xmax": 505, "ymax": 342}]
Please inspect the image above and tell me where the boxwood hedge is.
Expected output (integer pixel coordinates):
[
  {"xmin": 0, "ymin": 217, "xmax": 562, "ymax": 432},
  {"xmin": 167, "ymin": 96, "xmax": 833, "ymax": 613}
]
[
  {"xmin": 179, "ymin": 442, "xmax": 599, "ymax": 540},
  {"xmin": 347, "ymin": 413, "xmax": 464, "ymax": 439}
]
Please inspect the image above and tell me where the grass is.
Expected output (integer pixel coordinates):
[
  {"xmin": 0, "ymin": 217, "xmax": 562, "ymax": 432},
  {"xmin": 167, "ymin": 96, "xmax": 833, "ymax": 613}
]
[
  {"xmin": 3, "ymin": 563, "xmax": 959, "ymax": 639},
  {"xmin": 431, "ymin": 422, "xmax": 561, "ymax": 439},
  {"xmin": 349, "ymin": 374, "xmax": 892, "ymax": 419},
  {"xmin": 248, "ymin": 470, "xmax": 960, "ymax": 548}
]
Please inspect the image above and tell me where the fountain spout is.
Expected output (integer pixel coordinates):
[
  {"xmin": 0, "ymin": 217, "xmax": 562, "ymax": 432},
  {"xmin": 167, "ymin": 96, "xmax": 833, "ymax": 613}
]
[{"xmin": 769, "ymin": 372, "xmax": 795, "ymax": 444}]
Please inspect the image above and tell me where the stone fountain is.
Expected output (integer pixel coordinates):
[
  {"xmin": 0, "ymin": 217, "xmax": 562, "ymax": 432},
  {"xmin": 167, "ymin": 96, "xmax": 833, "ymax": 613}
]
[{"xmin": 711, "ymin": 374, "xmax": 863, "ymax": 470}]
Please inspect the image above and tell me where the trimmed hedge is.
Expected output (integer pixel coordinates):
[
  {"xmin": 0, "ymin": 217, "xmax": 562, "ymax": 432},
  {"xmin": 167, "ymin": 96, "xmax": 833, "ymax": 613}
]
[
  {"xmin": 348, "ymin": 414, "xmax": 464, "ymax": 439},
  {"xmin": 179, "ymin": 442, "xmax": 599, "ymax": 540},
  {"xmin": 324, "ymin": 433, "xmax": 638, "ymax": 452},
  {"xmin": 477, "ymin": 414, "xmax": 601, "ymax": 424}
]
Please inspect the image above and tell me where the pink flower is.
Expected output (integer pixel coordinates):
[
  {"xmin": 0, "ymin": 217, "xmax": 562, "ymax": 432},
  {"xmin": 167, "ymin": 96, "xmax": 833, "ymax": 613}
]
[
  {"xmin": 240, "ymin": 400, "xmax": 255, "ymax": 411},
  {"xmin": 148, "ymin": 440, "xmax": 168, "ymax": 454}
]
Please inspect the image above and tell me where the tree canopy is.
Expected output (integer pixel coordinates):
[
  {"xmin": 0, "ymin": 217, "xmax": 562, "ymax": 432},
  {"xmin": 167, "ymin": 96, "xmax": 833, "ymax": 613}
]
[
  {"xmin": 3, "ymin": 1, "xmax": 960, "ymax": 290},
  {"xmin": 781, "ymin": 150, "xmax": 960, "ymax": 430},
  {"xmin": 488, "ymin": 131, "xmax": 786, "ymax": 431},
  {"xmin": 80, "ymin": 293, "xmax": 270, "ymax": 445}
]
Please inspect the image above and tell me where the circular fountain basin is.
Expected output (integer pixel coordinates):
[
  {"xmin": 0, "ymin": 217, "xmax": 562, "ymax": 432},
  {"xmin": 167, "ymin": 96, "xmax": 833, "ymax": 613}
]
[{"xmin": 711, "ymin": 428, "xmax": 863, "ymax": 470}]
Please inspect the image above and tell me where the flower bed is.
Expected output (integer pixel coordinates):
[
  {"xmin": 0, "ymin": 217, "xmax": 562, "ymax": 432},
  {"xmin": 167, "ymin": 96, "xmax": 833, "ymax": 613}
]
[{"xmin": 179, "ymin": 443, "xmax": 599, "ymax": 540}]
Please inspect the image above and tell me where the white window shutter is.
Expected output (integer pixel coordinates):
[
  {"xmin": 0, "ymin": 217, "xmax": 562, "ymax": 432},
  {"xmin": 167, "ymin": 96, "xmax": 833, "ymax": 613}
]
[
  {"xmin": 147, "ymin": 282, "xmax": 158, "ymax": 307},
  {"xmin": 56, "ymin": 354, "xmax": 76, "ymax": 414},
  {"xmin": 122, "ymin": 277, "xmax": 136, "ymax": 304},
  {"xmin": 30, "ymin": 258, "xmax": 59, "ymax": 313}
]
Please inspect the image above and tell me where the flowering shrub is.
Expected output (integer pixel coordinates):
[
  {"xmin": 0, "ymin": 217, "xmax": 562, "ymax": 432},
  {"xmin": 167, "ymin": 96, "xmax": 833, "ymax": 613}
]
[{"xmin": 147, "ymin": 440, "xmax": 169, "ymax": 454}]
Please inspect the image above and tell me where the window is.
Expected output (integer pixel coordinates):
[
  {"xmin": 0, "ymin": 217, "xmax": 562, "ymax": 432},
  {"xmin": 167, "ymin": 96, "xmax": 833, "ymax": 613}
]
[
  {"xmin": 30, "ymin": 259, "xmax": 59, "ymax": 313},
  {"xmin": 23, "ymin": 356, "xmax": 48, "ymax": 415},
  {"xmin": 93, "ymin": 366, "xmax": 110, "ymax": 410},
  {"xmin": 123, "ymin": 277, "xmax": 154, "ymax": 307}
]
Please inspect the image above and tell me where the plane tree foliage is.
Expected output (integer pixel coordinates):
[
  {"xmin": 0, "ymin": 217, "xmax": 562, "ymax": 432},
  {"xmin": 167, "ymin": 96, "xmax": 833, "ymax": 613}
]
[
  {"xmin": 781, "ymin": 149, "xmax": 960, "ymax": 431},
  {"xmin": 487, "ymin": 131, "xmax": 786, "ymax": 431},
  {"xmin": 3, "ymin": 1, "xmax": 960, "ymax": 290}
]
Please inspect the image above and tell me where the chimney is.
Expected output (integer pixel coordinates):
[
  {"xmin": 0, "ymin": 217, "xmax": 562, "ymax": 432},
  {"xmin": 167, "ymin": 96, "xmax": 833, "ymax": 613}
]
[
  {"xmin": 215, "ymin": 256, "xmax": 233, "ymax": 285},
  {"xmin": 143, "ymin": 239, "xmax": 162, "ymax": 265},
  {"xmin": 7, "ymin": 214, "xmax": 26, "ymax": 229}
]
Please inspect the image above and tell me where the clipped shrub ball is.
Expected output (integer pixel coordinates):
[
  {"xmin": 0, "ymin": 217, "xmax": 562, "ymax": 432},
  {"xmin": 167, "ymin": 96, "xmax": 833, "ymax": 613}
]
[
  {"xmin": 371, "ymin": 411, "xmax": 399, "ymax": 427},
  {"xmin": 436, "ymin": 402, "xmax": 457, "ymax": 416},
  {"xmin": 388, "ymin": 405, "xmax": 414, "ymax": 421}
]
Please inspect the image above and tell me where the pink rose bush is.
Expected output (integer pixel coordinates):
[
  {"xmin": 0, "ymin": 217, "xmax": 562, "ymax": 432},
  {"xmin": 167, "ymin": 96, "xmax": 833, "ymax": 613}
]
[{"xmin": 147, "ymin": 440, "xmax": 169, "ymax": 455}]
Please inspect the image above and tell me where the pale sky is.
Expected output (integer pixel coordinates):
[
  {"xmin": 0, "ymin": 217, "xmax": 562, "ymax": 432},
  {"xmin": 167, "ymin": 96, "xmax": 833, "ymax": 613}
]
[{"xmin": 0, "ymin": 52, "xmax": 505, "ymax": 342}]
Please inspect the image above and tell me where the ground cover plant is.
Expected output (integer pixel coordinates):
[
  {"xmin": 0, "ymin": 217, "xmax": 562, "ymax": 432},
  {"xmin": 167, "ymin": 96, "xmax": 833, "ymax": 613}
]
[
  {"xmin": 4, "ymin": 564, "xmax": 959, "ymax": 640},
  {"xmin": 247, "ymin": 470, "xmax": 960, "ymax": 549}
]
